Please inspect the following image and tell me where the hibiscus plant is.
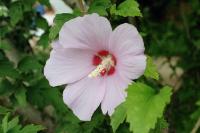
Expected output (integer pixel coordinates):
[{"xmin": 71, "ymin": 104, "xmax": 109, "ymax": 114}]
[{"xmin": 0, "ymin": 0, "xmax": 200, "ymax": 133}]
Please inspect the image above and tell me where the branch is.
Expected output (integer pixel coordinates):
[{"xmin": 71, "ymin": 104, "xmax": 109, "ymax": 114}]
[
  {"xmin": 78, "ymin": 0, "xmax": 86, "ymax": 15},
  {"xmin": 191, "ymin": 117, "xmax": 200, "ymax": 133}
]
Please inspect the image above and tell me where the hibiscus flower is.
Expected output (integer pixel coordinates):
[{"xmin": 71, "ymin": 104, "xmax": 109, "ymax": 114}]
[{"xmin": 44, "ymin": 13, "xmax": 146, "ymax": 121}]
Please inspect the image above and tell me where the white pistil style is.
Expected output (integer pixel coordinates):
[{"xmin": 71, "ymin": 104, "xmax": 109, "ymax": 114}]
[{"xmin": 88, "ymin": 55, "xmax": 114, "ymax": 78}]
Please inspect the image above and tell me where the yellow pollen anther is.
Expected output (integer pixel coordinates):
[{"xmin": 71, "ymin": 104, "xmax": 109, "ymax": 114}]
[{"xmin": 88, "ymin": 55, "xmax": 114, "ymax": 78}]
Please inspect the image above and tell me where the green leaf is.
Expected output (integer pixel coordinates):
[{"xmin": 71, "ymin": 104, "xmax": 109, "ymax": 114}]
[
  {"xmin": 38, "ymin": 0, "xmax": 51, "ymax": 7},
  {"xmin": 55, "ymin": 123, "xmax": 81, "ymax": 133},
  {"xmin": 125, "ymin": 82, "xmax": 172, "ymax": 133},
  {"xmin": 110, "ymin": 0, "xmax": 142, "ymax": 17},
  {"xmin": 18, "ymin": 56, "xmax": 42, "ymax": 72},
  {"xmin": 144, "ymin": 56, "xmax": 159, "ymax": 80},
  {"xmin": 0, "ymin": 106, "xmax": 11, "ymax": 115},
  {"xmin": 82, "ymin": 113, "xmax": 104, "ymax": 133},
  {"xmin": 2, "ymin": 113, "xmax": 9, "ymax": 133},
  {"xmin": 20, "ymin": 124, "xmax": 45, "ymax": 133},
  {"xmin": 0, "ymin": 26, "xmax": 12, "ymax": 38},
  {"xmin": 0, "ymin": 40, "xmax": 12, "ymax": 51},
  {"xmin": 111, "ymin": 103, "xmax": 126, "ymax": 132},
  {"xmin": 49, "ymin": 14, "xmax": 76, "ymax": 41},
  {"xmin": 190, "ymin": 100, "xmax": 200, "ymax": 120},
  {"xmin": 88, "ymin": 0, "xmax": 111, "ymax": 16},
  {"xmin": 9, "ymin": 1, "xmax": 23, "ymax": 26},
  {"xmin": 196, "ymin": 100, "xmax": 200, "ymax": 106},
  {"xmin": 7, "ymin": 125, "xmax": 22, "ymax": 133},
  {"xmin": 0, "ymin": 113, "xmax": 44, "ymax": 133},
  {"xmin": 36, "ymin": 16, "xmax": 49, "ymax": 30},
  {"xmin": 27, "ymin": 78, "xmax": 66, "ymax": 112},
  {"xmin": 0, "ymin": 5, "xmax": 8, "ymax": 17},
  {"xmin": 0, "ymin": 60, "xmax": 19, "ymax": 78},
  {"xmin": 150, "ymin": 117, "xmax": 169, "ymax": 133},
  {"xmin": 0, "ymin": 79, "xmax": 14, "ymax": 96},
  {"xmin": 193, "ymin": 39, "xmax": 200, "ymax": 49},
  {"xmin": 15, "ymin": 88, "xmax": 27, "ymax": 107},
  {"xmin": 37, "ymin": 32, "xmax": 49, "ymax": 48},
  {"xmin": 21, "ymin": 0, "xmax": 35, "ymax": 12},
  {"xmin": 7, "ymin": 116, "xmax": 19, "ymax": 131}
]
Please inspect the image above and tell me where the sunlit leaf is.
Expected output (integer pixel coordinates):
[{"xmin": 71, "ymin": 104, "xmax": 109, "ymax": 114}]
[
  {"xmin": 2, "ymin": 113, "xmax": 9, "ymax": 133},
  {"xmin": 144, "ymin": 56, "xmax": 159, "ymax": 80},
  {"xmin": 125, "ymin": 82, "xmax": 172, "ymax": 133},
  {"xmin": 111, "ymin": 103, "xmax": 126, "ymax": 132},
  {"xmin": 110, "ymin": 0, "xmax": 142, "ymax": 17},
  {"xmin": 7, "ymin": 116, "xmax": 19, "ymax": 131}
]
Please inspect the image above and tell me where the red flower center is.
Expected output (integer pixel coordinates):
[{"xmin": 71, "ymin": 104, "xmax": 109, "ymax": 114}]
[{"xmin": 92, "ymin": 50, "xmax": 117, "ymax": 77}]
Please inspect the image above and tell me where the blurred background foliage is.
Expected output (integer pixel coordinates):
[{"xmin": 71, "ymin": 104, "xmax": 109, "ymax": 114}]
[{"xmin": 0, "ymin": 0, "xmax": 199, "ymax": 133}]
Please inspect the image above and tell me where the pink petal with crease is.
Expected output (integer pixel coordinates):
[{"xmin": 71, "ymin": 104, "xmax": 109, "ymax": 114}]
[
  {"xmin": 44, "ymin": 41, "xmax": 95, "ymax": 86},
  {"xmin": 109, "ymin": 23, "xmax": 144, "ymax": 58},
  {"xmin": 101, "ymin": 72, "xmax": 128, "ymax": 115},
  {"xmin": 59, "ymin": 13, "xmax": 112, "ymax": 51},
  {"xmin": 63, "ymin": 77, "xmax": 105, "ymax": 121}
]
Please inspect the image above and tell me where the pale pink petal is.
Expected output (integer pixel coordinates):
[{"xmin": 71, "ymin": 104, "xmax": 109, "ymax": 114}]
[
  {"xmin": 101, "ymin": 24, "xmax": 146, "ymax": 114},
  {"xmin": 101, "ymin": 72, "xmax": 128, "ymax": 115},
  {"xmin": 44, "ymin": 41, "xmax": 95, "ymax": 86},
  {"xmin": 59, "ymin": 13, "xmax": 112, "ymax": 51},
  {"xmin": 63, "ymin": 77, "xmax": 105, "ymax": 121},
  {"xmin": 117, "ymin": 54, "xmax": 146, "ymax": 80},
  {"xmin": 109, "ymin": 23, "xmax": 146, "ymax": 81},
  {"xmin": 109, "ymin": 23, "xmax": 144, "ymax": 58}
]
